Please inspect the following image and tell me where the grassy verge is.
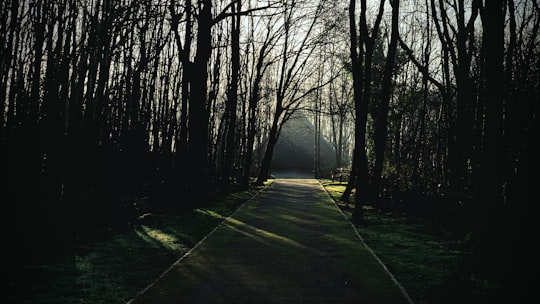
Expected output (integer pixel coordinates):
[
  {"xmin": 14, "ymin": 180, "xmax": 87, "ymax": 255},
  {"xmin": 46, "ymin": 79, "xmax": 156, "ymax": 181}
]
[
  {"xmin": 320, "ymin": 180, "xmax": 495, "ymax": 304},
  {"xmin": 2, "ymin": 184, "xmax": 266, "ymax": 304}
]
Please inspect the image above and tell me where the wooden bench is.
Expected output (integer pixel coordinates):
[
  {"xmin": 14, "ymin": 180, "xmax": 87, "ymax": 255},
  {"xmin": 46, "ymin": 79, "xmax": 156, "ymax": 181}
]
[{"xmin": 331, "ymin": 167, "xmax": 351, "ymax": 183}]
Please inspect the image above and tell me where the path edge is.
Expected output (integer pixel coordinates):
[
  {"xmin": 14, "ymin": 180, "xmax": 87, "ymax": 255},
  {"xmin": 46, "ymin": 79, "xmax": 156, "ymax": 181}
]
[
  {"xmin": 125, "ymin": 181, "xmax": 274, "ymax": 304},
  {"xmin": 317, "ymin": 180, "xmax": 415, "ymax": 304}
]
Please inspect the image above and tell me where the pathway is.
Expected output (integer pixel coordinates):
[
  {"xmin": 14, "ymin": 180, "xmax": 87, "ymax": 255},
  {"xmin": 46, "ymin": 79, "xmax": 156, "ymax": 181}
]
[{"xmin": 129, "ymin": 179, "xmax": 412, "ymax": 304}]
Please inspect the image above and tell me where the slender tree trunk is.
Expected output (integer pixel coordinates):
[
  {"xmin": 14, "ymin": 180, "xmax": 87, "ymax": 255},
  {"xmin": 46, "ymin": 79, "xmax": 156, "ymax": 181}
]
[
  {"xmin": 255, "ymin": 108, "xmax": 282, "ymax": 186},
  {"xmin": 314, "ymin": 68, "xmax": 323, "ymax": 178},
  {"xmin": 241, "ymin": 93, "xmax": 258, "ymax": 188},
  {"xmin": 347, "ymin": 0, "xmax": 365, "ymax": 222},
  {"xmin": 171, "ymin": 0, "xmax": 192, "ymax": 187},
  {"xmin": 372, "ymin": 0, "xmax": 399, "ymax": 201},
  {"xmin": 30, "ymin": 4, "xmax": 45, "ymax": 124},
  {"xmin": 503, "ymin": 0, "xmax": 517, "ymax": 187},
  {"xmin": 220, "ymin": 0, "xmax": 241, "ymax": 194},
  {"xmin": 241, "ymin": 36, "xmax": 270, "ymax": 188}
]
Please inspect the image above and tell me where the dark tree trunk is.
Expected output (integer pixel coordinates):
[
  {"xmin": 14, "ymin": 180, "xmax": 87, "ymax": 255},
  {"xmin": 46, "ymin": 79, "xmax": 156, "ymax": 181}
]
[
  {"xmin": 241, "ymin": 50, "xmax": 266, "ymax": 189},
  {"xmin": 241, "ymin": 110, "xmax": 256, "ymax": 188},
  {"xmin": 220, "ymin": 0, "xmax": 241, "ymax": 194},
  {"xmin": 187, "ymin": 0, "xmax": 212, "ymax": 201},
  {"xmin": 40, "ymin": 4, "xmax": 69, "ymax": 249},
  {"xmin": 372, "ymin": 0, "xmax": 399, "ymax": 201},
  {"xmin": 347, "ymin": 0, "xmax": 385, "ymax": 224},
  {"xmin": 170, "ymin": 0, "xmax": 192, "ymax": 188},
  {"xmin": 476, "ymin": 0, "xmax": 505, "ymax": 279},
  {"xmin": 255, "ymin": 108, "xmax": 282, "ymax": 186},
  {"xmin": 347, "ymin": 0, "xmax": 365, "ymax": 222}
]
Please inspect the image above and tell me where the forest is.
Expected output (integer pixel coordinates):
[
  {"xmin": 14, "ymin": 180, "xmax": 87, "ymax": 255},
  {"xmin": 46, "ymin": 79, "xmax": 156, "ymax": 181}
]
[{"xmin": 1, "ymin": 0, "xmax": 538, "ymax": 302}]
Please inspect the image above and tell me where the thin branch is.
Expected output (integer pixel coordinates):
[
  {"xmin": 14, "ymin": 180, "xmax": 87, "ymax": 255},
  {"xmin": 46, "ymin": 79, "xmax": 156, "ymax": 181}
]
[
  {"xmin": 213, "ymin": 2, "xmax": 277, "ymax": 25},
  {"xmin": 398, "ymin": 35, "xmax": 445, "ymax": 92}
]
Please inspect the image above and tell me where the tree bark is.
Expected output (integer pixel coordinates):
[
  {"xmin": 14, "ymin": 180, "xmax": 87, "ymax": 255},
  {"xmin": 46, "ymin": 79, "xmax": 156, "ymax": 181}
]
[
  {"xmin": 187, "ymin": 0, "xmax": 212, "ymax": 201},
  {"xmin": 476, "ymin": 0, "xmax": 505, "ymax": 277}
]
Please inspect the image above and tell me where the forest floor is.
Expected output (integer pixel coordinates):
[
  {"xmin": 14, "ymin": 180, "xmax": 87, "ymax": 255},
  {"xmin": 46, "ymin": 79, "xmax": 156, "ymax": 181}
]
[{"xmin": 128, "ymin": 178, "xmax": 410, "ymax": 304}]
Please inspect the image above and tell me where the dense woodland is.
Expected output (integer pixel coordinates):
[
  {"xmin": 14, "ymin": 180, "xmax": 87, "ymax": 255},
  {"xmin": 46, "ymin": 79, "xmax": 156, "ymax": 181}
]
[{"xmin": 1, "ymin": 0, "xmax": 538, "ymax": 299}]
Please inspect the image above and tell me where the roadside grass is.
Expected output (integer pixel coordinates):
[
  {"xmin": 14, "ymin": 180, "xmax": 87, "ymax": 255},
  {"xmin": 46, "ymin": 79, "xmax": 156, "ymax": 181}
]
[
  {"xmin": 3, "ymin": 184, "xmax": 265, "ymax": 304},
  {"xmin": 320, "ymin": 180, "xmax": 494, "ymax": 304}
]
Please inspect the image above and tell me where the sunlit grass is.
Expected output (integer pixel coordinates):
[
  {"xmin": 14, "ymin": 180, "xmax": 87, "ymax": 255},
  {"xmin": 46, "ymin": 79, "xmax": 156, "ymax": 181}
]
[
  {"xmin": 136, "ymin": 226, "xmax": 187, "ymax": 251},
  {"xmin": 195, "ymin": 208, "xmax": 225, "ymax": 220}
]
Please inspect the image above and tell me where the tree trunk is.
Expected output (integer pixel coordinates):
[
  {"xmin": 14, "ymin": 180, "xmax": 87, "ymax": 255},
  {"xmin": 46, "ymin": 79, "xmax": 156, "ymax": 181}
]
[
  {"xmin": 349, "ymin": 0, "xmax": 385, "ymax": 223},
  {"xmin": 187, "ymin": 0, "xmax": 212, "ymax": 201},
  {"xmin": 476, "ymin": 0, "xmax": 505, "ymax": 279},
  {"xmin": 372, "ymin": 0, "xmax": 399, "ymax": 201},
  {"xmin": 255, "ymin": 108, "xmax": 282, "ymax": 186},
  {"xmin": 220, "ymin": 0, "xmax": 241, "ymax": 194},
  {"xmin": 348, "ymin": 0, "xmax": 365, "ymax": 222},
  {"xmin": 241, "ymin": 63, "xmax": 263, "ymax": 188},
  {"xmin": 240, "ymin": 27, "xmax": 272, "ymax": 188}
]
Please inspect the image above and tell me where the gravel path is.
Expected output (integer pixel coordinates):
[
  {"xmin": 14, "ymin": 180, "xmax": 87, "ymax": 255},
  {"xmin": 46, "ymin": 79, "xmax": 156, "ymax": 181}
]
[{"xmin": 129, "ymin": 179, "xmax": 411, "ymax": 304}]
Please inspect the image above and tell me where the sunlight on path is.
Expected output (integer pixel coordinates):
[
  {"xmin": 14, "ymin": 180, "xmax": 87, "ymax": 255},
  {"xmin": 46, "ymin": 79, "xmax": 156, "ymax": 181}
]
[{"xmin": 128, "ymin": 179, "xmax": 412, "ymax": 304}]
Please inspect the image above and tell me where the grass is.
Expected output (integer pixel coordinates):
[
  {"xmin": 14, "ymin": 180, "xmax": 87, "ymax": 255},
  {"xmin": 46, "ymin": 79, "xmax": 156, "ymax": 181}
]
[
  {"xmin": 320, "ymin": 179, "xmax": 495, "ymax": 304},
  {"xmin": 2, "ymin": 185, "xmax": 265, "ymax": 304}
]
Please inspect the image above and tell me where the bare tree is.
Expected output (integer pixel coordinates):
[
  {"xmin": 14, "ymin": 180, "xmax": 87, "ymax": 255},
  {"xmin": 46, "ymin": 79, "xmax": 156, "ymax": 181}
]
[
  {"xmin": 240, "ymin": 8, "xmax": 281, "ymax": 188},
  {"xmin": 255, "ymin": 0, "xmax": 332, "ymax": 186},
  {"xmin": 372, "ymin": 0, "xmax": 400, "ymax": 202},
  {"xmin": 346, "ymin": 0, "xmax": 385, "ymax": 223},
  {"xmin": 430, "ymin": 0, "xmax": 480, "ymax": 190}
]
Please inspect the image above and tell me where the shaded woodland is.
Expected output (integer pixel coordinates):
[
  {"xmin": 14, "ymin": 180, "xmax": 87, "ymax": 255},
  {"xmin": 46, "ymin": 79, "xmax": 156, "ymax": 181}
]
[{"xmin": 1, "ymin": 0, "xmax": 538, "ymax": 300}]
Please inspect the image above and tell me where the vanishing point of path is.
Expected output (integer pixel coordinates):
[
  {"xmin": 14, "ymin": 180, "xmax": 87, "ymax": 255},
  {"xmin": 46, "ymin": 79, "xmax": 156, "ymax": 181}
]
[{"xmin": 129, "ymin": 179, "xmax": 412, "ymax": 304}]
